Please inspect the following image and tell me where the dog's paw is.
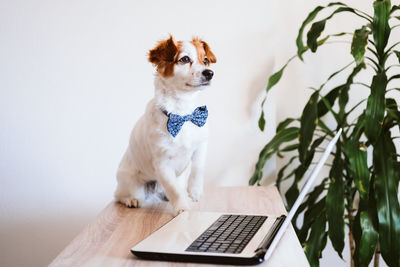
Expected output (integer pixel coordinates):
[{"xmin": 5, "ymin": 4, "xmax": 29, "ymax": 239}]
[
  {"xmin": 119, "ymin": 197, "xmax": 141, "ymax": 208},
  {"xmin": 188, "ymin": 186, "xmax": 203, "ymax": 202},
  {"xmin": 176, "ymin": 209, "xmax": 186, "ymax": 215},
  {"xmin": 173, "ymin": 201, "xmax": 190, "ymax": 216}
]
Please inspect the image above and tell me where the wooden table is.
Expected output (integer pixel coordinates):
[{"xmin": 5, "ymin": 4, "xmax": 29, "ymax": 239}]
[{"xmin": 49, "ymin": 186, "xmax": 309, "ymax": 266}]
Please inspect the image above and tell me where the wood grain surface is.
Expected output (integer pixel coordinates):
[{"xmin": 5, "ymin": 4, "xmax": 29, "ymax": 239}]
[{"xmin": 49, "ymin": 186, "xmax": 309, "ymax": 267}]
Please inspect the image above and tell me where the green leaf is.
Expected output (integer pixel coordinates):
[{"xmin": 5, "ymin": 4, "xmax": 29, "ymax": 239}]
[
  {"xmin": 258, "ymin": 56, "xmax": 297, "ymax": 130},
  {"xmin": 318, "ymin": 61, "xmax": 354, "ymax": 92},
  {"xmin": 384, "ymin": 98, "xmax": 400, "ymax": 136},
  {"xmin": 351, "ymin": 25, "xmax": 370, "ymax": 65},
  {"xmin": 277, "ymin": 143, "xmax": 299, "ymax": 158},
  {"xmin": 393, "ymin": 50, "xmax": 400, "ymax": 63},
  {"xmin": 298, "ymin": 91, "xmax": 319, "ymax": 164},
  {"xmin": 345, "ymin": 98, "xmax": 367, "ymax": 117},
  {"xmin": 265, "ymin": 55, "xmax": 296, "ymax": 94},
  {"xmin": 276, "ymin": 118, "xmax": 296, "ymax": 132},
  {"xmin": 318, "ymin": 119, "xmax": 334, "ymax": 137},
  {"xmin": 293, "ymin": 179, "xmax": 327, "ymax": 236},
  {"xmin": 306, "ymin": 6, "xmax": 365, "ymax": 55},
  {"xmin": 373, "ymin": 131, "xmax": 400, "ymax": 266},
  {"xmin": 358, "ymin": 213, "xmax": 378, "ymax": 264},
  {"xmin": 326, "ymin": 147, "xmax": 345, "ymax": 258},
  {"xmin": 258, "ymin": 110, "xmax": 265, "ymax": 131},
  {"xmin": 307, "ymin": 20, "xmax": 326, "ymax": 52},
  {"xmin": 357, "ymin": 194, "xmax": 379, "ymax": 266},
  {"xmin": 350, "ymin": 152, "xmax": 378, "ymax": 267},
  {"xmin": 348, "ymin": 112, "xmax": 365, "ymax": 141},
  {"xmin": 354, "ymin": 178, "xmax": 379, "ymax": 267},
  {"xmin": 276, "ymin": 155, "xmax": 298, "ymax": 191},
  {"xmin": 286, "ymin": 135, "xmax": 326, "ymax": 243},
  {"xmin": 296, "ymin": 2, "xmax": 347, "ymax": 60},
  {"xmin": 372, "ymin": 0, "xmax": 391, "ymax": 56},
  {"xmin": 285, "ymin": 165, "xmax": 306, "ymax": 208},
  {"xmin": 304, "ymin": 212, "xmax": 328, "ymax": 267},
  {"xmin": 344, "ymin": 140, "xmax": 369, "ymax": 200},
  {"xmin": 279, "ymin": 143, "xmax": 299, "ymax": 153},
  {"xmin": 299, "ymin": 197, "xmax": 326, "ymax": 244},
  {"xmin": 249, "ymin": 170, "xmax": 262, "ymax": 186},
  {"xmin": 286, "ymin": 136, "xmax": 325, "ymax": 208},
  {"xmin": 388, "ymin": 73, "xmax": 400, "ymax": 82},
  {"xmin": 386, "ymin": 98, "xmax": 400, "ymax": 126},
  {"xmin": 297, "ymin": 2, "xmax": 371, "ymax": 58},
  {"xmin": 279, "ymin": 168, "xmax": 297, "ymax": 187},
  {"xmin": 365, "ymin": 73, "xmax": 387, "ymax": 144},
  {"xmin": 313, "ymin": 62, "xmax": 354, "ymax": 121},
  {"xmin": 297, "ymin": 5, "xmax": 326, "ymax": 60},
  {"xmin": 317, "ymin": 86, "xmax": 341, "ymax": 117},
  {"xmin": 266, "ymin": 66, "xmax": 285, "ymax": 93},
  {"xmin": 338, "ymin": 62, "xmax": 366, "ymax": 122},
  {"xmin": 390, "ymin": 4, "xmax": 400, "ymax": 14},
  {"xmin": 249, "ymin": 127, "xmax": 299, "ymax": 185}
]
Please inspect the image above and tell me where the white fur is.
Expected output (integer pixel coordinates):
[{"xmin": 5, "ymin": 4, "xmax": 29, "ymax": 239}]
[{"xmin": 115, "ymin": 40, "xmax": 212, "ymax": 215}]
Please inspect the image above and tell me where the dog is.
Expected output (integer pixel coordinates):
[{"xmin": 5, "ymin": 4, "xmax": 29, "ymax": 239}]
[{"xmin": 115, "ymin": 35, "xmax": 216, "ymax": 215}]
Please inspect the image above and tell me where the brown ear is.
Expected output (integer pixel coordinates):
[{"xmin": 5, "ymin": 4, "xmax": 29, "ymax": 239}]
[
  {"xmin": 201, "ymin": 40, "xmax": 217, "ymax": 64},
  {"xmin": 148, "ymin": 35, "xmax": 179, "ymax": 77}
]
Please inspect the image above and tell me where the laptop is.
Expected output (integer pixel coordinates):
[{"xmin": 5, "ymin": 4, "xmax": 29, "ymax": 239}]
[{"xmin": 131, "ymin": 129, "xmax": 342, "ymax": 265}]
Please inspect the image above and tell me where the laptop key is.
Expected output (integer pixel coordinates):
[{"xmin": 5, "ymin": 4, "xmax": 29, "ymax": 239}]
[{"xmin": 226, "ymin": 247, "xmax": 237, "ymax": 253}]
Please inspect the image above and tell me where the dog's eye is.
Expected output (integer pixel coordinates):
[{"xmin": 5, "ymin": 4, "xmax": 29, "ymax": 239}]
[
  {"xmin": 179, "ymin": 56, "xmax": 191, "ymax": 64},
  {"xmin": 203, "ymin": 58, "xmax": 209, "ymax": 65}
]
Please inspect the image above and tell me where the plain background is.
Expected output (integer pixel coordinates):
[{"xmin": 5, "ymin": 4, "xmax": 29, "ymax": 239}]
[{"xmin": 0, "ymin": 0, "xmax": 397, "ymax": 266}]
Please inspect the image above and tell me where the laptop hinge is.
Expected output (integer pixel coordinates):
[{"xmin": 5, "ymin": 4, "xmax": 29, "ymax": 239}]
[{"xmin": 254, "ymin": 215, "xmax": 286, "ymax": 254}]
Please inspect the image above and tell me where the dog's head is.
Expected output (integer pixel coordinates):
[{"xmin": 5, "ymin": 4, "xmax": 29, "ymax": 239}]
[{"xmin": 148, "ymin": 35, "xmax": 217, "ymax": 90}]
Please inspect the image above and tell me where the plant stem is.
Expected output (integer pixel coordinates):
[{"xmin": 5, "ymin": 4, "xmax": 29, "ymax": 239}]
[
  {"xmin": 349, "ymin": 210, "xmax": 355, "ymax": 267},
  {"xmin": 374, "ymin": 242, "xmax": 380, "ymax": 267},
  {"xmin": 349, "ymin": 232, "xmax": 355, "ymax": 267}
]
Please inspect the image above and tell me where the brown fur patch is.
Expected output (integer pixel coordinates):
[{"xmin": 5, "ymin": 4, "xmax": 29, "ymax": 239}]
[
  {"xmin": 148, "ymin": 35, "xmax": 181, "ymax": 77},
  {"xmin": 191, "ymin": 37, "xmax": 217, "ymax": 66}
]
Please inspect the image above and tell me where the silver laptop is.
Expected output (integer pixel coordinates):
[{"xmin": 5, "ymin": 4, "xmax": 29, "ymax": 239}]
[{"xmin": 131, "ymin": 129, "xmax": 342, "ymax": 265}]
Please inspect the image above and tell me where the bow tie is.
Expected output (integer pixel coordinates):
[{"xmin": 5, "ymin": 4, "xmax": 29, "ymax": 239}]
[{"xmin": 162, "ymin": 106, "xmax": 208, "ymax": 137}]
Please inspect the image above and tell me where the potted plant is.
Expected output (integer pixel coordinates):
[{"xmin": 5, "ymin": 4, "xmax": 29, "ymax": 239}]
[{"xmin": 250, "ymin": 1, "xmax": 400, "ymax": 266}]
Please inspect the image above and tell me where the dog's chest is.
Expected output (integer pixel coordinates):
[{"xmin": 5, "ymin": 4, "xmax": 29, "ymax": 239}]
[
  {"xmin": 171, "ymin": 122, "xmax": 207, "ymax": 148},
  {"xmin": 162, "ymin": 122, "xmax": 207, "ymax": 157}
]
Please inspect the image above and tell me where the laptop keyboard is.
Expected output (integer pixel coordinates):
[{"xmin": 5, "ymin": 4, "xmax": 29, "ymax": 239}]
[{"xmin": 185, "ymin": 214, "xmax": 267, "ymax": 254}]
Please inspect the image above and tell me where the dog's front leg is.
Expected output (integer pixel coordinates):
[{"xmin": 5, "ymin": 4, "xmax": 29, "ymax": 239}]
[
  {"xmin": 188, "ymin": 141, "xmax": 207, "ymax": 202},
  {"xmin": 157, "ymin": 164, "xmax": 190, "ymax": 215}
]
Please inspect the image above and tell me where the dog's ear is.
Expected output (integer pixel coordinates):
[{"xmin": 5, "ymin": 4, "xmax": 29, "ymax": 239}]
[
  {"xmin": 201, "ymin": 40, "xmax": 217, "ymax": 64},
  {"xmin": 148, "ymin": 35, "xmax": 179, "ymax": 77}
]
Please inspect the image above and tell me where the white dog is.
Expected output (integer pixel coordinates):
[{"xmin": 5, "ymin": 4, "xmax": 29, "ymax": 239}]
[{"xmin": 115, "ymin": 35, "xmax": 216, "ymax": 215}]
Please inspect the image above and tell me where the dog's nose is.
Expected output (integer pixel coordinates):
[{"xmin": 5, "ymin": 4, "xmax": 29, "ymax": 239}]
[{"xmin": 202, "ymin": 69, "xmax": 214, "ymax": 81}]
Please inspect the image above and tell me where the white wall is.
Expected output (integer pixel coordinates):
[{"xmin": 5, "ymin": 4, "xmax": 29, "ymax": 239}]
[{"xmin": 0, "ymin": 0, "xmax": 394, "ymax": 266}]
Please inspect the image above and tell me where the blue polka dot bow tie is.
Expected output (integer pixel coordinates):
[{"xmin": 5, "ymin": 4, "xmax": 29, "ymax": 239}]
[{"xmin": 162, "ymin": 106, "xmax": 208, "ymax": 137}]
